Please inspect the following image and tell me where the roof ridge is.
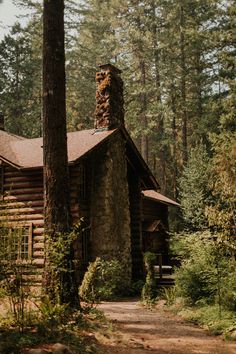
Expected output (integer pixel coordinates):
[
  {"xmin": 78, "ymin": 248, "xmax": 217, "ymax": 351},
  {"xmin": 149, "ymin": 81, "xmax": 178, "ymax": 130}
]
[{"xmin": 0, "ymin": 130, "xmax": 27, "ymax": 140}]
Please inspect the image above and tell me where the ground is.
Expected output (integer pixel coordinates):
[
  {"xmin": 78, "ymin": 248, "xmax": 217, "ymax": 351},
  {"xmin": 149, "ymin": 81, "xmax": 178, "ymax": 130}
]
[
  {"xmin": 95, "ymin": 299, "xmax": 236, "ymax": 354},
  {"xmin": 1, "ymin": 298, "xmax": 236, "ymax": 353}
]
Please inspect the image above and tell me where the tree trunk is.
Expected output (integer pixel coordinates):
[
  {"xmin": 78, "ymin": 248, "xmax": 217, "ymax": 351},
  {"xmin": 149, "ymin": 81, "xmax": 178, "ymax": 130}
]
[
  {"xmin": 43, "ymin": 0, "xmax": 79, "ymax": 307},
  {"xmin": 139, "ymin": 59, "xmax": 148, "ymax": 163},
  {"xmin": 180, "ymin": 4, "xmax": 188, "ymax": 164},
  {"xmin": 170, "ymin": 84, "xmax": 178, "ymax": 200},
  {"xmin": 151, "ymin": 0, "xmax": 166, "ymax": 191}
]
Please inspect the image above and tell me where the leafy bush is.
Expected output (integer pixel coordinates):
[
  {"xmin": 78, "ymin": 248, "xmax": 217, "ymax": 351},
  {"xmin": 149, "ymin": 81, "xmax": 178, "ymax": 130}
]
[
  {"xmin": 0, "ymin": 225, "xmax": 34, "ymax": 332},
  {"xmin": 129, "ymin": 280, "xmax": 145, "ymax": 296},
  {"xmin": 220, "ymin": 263, "xmax": 236, "ymax": 311},
  {"xmin": 141, "ymin": 252, "xmax": 157, "ymax": 304},
  {"xmin": 172, "ymin": 231, "xmax": 235, "ymax": 309},
  {"xmin": 79, "ymin": 257, "xmax": 127, "ymax": 303},
  {"xmin": 179, "ymin": 305, "xmax": 236, "ymax": 336},
  {"xmin": 160, "ymin": 286, "xmax": 177, "ymax": 306},
  {"xmin": 35, "ymin": 296, "xmax": 69, "ymax": 333}
]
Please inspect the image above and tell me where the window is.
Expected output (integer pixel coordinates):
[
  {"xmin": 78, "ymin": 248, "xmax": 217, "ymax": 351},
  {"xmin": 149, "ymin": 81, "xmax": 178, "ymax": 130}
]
[{"xmin": 0, "ymin": 224, "xmax": 33, "ymax": 261}]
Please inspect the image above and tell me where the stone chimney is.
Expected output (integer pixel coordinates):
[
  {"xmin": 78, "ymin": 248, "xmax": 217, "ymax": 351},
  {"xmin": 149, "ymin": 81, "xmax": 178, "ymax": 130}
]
[
  {"xmin": 0, "ymin": 113, "xmax": 4, "ymax": 131},
  {"xmin": 95, "ymin": 64, "xmax": 124, "ymax": 130}
]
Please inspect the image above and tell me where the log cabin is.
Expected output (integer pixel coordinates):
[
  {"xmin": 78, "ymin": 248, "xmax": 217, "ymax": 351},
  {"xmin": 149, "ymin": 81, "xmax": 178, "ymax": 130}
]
[{"xmin": 0, "ymin": 64, "xmax": 179, "ymax": 286}]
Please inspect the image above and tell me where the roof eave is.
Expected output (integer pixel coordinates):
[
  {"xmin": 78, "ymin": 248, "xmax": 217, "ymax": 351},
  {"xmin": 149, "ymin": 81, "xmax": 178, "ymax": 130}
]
[
  {"xmin": 0, "ymin": 156, "xmax": 22, "ymax": 170},
  {"xmin": 143, "ymin": 194, "xmax": 181, "ymax": 207}
]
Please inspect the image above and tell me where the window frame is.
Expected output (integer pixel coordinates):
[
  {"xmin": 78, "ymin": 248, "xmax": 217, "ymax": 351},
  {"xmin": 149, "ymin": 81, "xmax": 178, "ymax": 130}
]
[{"xmin": 0, "ymin": 223, "xmax": 33, "ymax": 262}]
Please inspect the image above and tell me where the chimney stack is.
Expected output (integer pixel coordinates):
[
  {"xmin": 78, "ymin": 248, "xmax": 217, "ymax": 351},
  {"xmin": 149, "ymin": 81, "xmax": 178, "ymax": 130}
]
[
  {"xmin": 95, "ymin": 64, "xmax": 124, "ymax": 130},
  {"xmin": 0, "ymin": 113, "xmax": 4, "ymax": 131}
]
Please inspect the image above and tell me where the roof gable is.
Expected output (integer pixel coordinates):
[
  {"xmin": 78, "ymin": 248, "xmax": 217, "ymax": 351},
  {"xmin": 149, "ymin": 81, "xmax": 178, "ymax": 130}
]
[
  {"xmin": 0, "ymin": 129, "xmax": 116, "ymax": 169},
  {"xmin": 0, "ymin": 127, "xmax": 159, "ymax": 190}
]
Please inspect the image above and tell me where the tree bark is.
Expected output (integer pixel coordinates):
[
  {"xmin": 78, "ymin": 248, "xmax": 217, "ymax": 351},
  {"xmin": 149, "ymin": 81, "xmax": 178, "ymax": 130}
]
[
  {"xmin": 43, "ymin": 0, "xmax": 79, "ymax": 307},
  {"xmin": 180, "ymin": 4, "xmax": 188, "ymax": 164},
  {"xmin": 139, "ymin": 58, "xmax": 148, "ymax": 163},
  {"xmin": 151, "ymin": 0, "xmax": 166, "ymax": 192},
  {"xmin": 170, "ymin": 84, "xmax": 178, "ymax": 200}
]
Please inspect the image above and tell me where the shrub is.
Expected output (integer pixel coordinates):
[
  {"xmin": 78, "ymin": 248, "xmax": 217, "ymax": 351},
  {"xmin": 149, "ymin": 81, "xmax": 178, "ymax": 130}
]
[
  {"xmin": 79, "ymin": 257, "xmax": 127, "ymax": 303},
  {"xmin": 172, "ymin": 231, "xmax": 235, "ymax": 308},
  {"xmin": 160, "ymin": 286, "xmax": 177, "ymax": 306},
  {"xmin": 0, "ymin": 225, "xmax": 34, "ymax": 332},
  {"xmin": 220, "ymin": 262, "xmax": 236, "ymax": 311},
  {"xmin": 141, "ymin": 252, "xmax": 157, "ymax": 304},
  {"xmin": 35, "ymin": 296, "xmax": 69, "ymax": 333}
]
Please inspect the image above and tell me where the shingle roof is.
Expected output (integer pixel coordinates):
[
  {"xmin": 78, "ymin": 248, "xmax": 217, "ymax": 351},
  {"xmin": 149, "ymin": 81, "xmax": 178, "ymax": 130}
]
[
  {"xmin": 0, "ymin": 129, "xmax": 116, "ymax": 169},
  {"xmin": 142, "ymin": 190, "xmax": 180, "ymax": 207}
]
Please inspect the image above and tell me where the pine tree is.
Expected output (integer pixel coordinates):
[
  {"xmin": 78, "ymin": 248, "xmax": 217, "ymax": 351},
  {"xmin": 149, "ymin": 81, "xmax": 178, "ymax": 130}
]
[
  {"xmin": 179, "ymin": 145, "xmax": 211, "ymax": 230},
  {"xmin": 43, "ymin": 0, "xmax": 79, "ymax": 307},
  {"xmin": 0, "ymin": 23, "xmax": 41, "ymax": 137},
  {"xmin": 206, "ymin": 1, "xmax": 236, "ymax": 250}
]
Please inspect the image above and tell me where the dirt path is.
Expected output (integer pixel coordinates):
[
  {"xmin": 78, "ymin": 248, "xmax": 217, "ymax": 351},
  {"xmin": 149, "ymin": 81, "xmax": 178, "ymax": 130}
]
[{"xmin": 96, "ymin": 299, "xmax": 236, "ymax": 354}]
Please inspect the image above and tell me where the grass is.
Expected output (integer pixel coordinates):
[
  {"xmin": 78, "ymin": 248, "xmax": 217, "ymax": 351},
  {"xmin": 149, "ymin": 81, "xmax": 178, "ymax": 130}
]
[
  {"xmin": 0, "ymin": 297, "xmax": 109, "ymax": 354},
  {"xmin": 178, "ymin": 304, "xmax": 236, "ymax": 338},
  {"xmin": 0, "ymin": 327, "xmax": 92, "ymax": 354}
]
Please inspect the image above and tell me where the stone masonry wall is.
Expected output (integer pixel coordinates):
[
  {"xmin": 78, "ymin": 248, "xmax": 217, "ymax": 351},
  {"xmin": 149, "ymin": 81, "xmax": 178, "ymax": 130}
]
[{"xmin": 90, "ymin": 132, "xmax": 132, "ymax": 286}]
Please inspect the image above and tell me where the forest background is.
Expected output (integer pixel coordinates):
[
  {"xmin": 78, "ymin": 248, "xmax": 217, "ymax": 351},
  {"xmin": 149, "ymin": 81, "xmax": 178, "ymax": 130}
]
[{"xmin": 0, "ymin": 0, "xmax": 235, "ymax": 239}]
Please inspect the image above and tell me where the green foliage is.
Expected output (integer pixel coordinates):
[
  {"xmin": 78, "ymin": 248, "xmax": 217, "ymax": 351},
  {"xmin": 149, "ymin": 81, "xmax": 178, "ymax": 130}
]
[
  {"xmin": 44, "ymin": 223, "xmax": 81, "ymax": 307},
  {"xmin": 179, "ymin": 305, "xmax": 236, "ymax": 337},
  {"xmin": 35, "ymin": 296, "xmax": 69, "ymax": 333},
  {"xmin": 0, "ymin": 0, "xmax": 234, "ymax": 210},
  {"xmin": 141, "ymin": 252, "xmax": 157, "ymax": 305},
  {"xmin": 79, "ymin": 257, "xmax": 128, "ymax": 303},
  {"xmin": 172, "ymin": 232, "xmax": 236, "ymax": 312},
  {"xmin": 179, "ymin": 145, "xmax": 211, "ymax": 230},
  {"xmin": 160, "ymin": 286, "xmax": 177, "ymax": 307},
  {"xmin": 129, "ymin": 280, "xmax": 145, "ymax": 296},
  {"xmin": 173, "ymin": 233, "xmax": 217, "ymax": 303},
  {"xmin": 0, "ymin": 23, "xmax": 42, "ymax": 137},
  {"xmin": 206, "ymin": 121, "xmax": 236, "ymax": 250},
  {"xmin": 0, "ymin": 225, "xmax": 34, "ymax": 332},
  {"xmin": 220, "ymin": 263, "xmax": 236, "ymax": 312}
]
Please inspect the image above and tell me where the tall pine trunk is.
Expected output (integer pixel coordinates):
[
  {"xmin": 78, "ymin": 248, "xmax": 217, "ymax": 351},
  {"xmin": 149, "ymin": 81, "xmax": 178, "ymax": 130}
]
[
  {"xmin": 140, "ymin": 58, "xmax": 148, "ymax": 163},
  {"xmin": 180, "ymin": 4, "xmax": 188, "ymax": 164},
  {"xmin": 43, "ymin": 0, "xmax": 79, "ymax": 307},
  {"xmin": 151, "ymin": 0, "xmax": 166, "ymax": 192},
  {"xmin": 170, "ymin": 84, "xmax": 178, "ymax": 200}
]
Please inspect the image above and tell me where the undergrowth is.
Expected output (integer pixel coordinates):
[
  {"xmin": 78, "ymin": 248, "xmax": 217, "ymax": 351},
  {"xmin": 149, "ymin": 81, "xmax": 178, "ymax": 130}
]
[
  {"xmin": 0, "ymin": 293, "xmax": 107, "ymax": 353},
  {"xmin": 178, "ymin": 304, "xmax": 236, "ymax": 339}
]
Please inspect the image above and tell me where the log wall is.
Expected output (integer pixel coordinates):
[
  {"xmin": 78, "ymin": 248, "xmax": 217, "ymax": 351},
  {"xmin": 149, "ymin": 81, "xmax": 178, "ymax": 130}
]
[
  {"xmin": 0, "ymin": 162, "xmax": 89, "ymax": 285},
  {"xmin": 0, "ymin": 164, "xmax": 44, "ymax": 284}
]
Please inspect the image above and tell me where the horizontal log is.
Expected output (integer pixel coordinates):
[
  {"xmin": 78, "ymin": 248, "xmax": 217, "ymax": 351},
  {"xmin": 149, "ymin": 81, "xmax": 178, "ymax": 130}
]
[
  {"xmin": 1, "ymin": 200, "xmax": 44, "ymax": 208},
  {"xmin": 32, "ymin": 259, "xmax": 44, "ymax": 266},
  {"xmin": 30, "ymin": 220, "xmax": 44, "ymax": 226},
  {"xmin": 33, "ymin": 251, "xmax": 44, "ymax": 257},
  {"xmin": 4, "ymin": 194, "xmax": 43, "ymax": 201},
  {"xmin": 4, "ymin": 188, "xmax": 43, "ymax": 195},
  {"xmin": 4, "ymin": 168, "xmax": 41, "ymax": 175},
  {"xmin": 25, "ymin": 274, "xmax": 43, "ymax": 282},
  {"xmin": 33, "ymin": 242, "xmax": 44, "ymax": 250},
  {"xmin": 0, "ymin": 214, "xmax": 43, "ymax": 221},
  {"xmin": 0, "ymin": 207, "xmax": 43, "ymax": 215},
  {"xmin": 4, "ymin": 182, "xmax": 43, "ymax": 190},
  {"xmin": 33, "ymin": 228, "xmax": 44, "ymax": 236},
  {"xmin": 4, "ymin": 176, "xmax": 42, "ymax": 183},
  {"xmin": 33, "ymin": 235, "xmax": 44, "ymax": 242}
]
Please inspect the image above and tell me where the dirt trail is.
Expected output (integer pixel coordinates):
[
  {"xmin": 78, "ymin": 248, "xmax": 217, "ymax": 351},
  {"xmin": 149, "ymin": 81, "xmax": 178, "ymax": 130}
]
[{"xmin": 97, "ymin": 299, "xmax": 236, "ymax": 354}]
